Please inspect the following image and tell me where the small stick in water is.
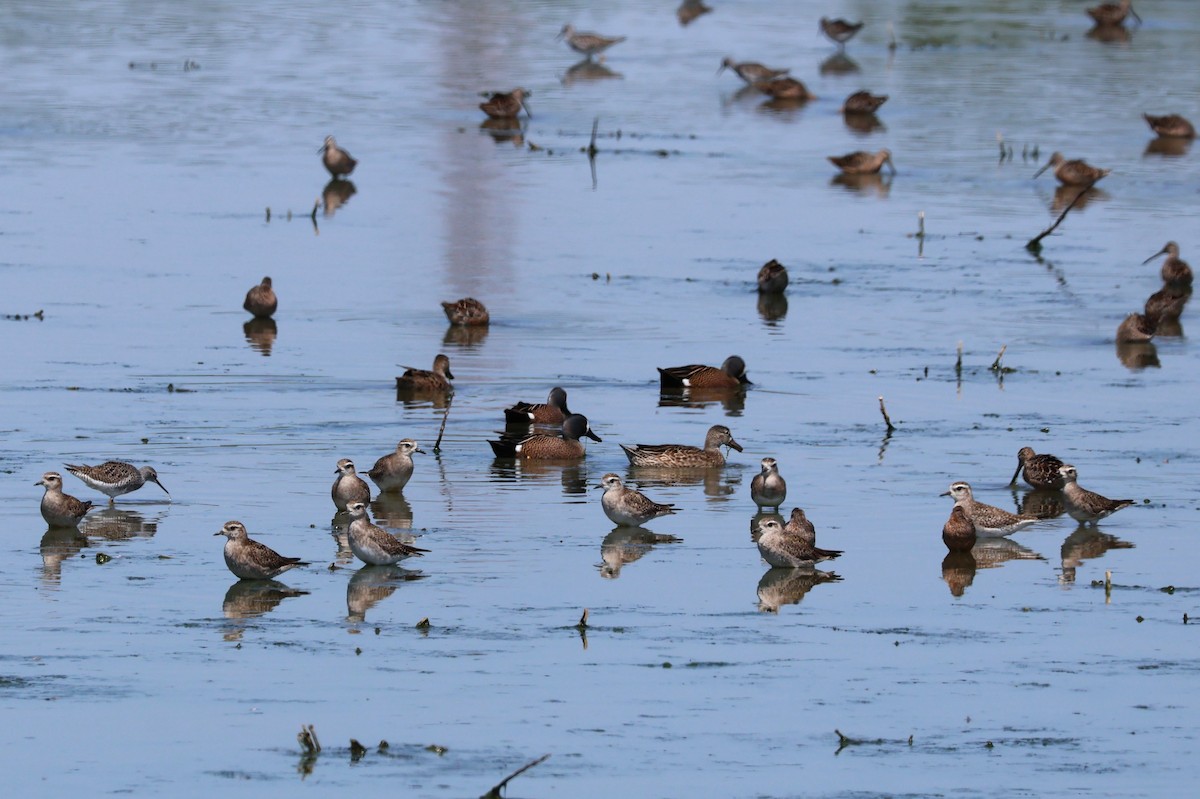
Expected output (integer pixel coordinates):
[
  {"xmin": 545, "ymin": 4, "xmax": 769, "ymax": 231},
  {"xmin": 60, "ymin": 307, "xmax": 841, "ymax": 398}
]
[
  {"xmin": 916, "ymin": 211, "xmax": 925, "ymax": 239},
  {"xmin": 588, "ymin": 117, "xmax": 599, "ymax": 158},
  {"xmin": 576, "ymin": 608, "xmax": 589, "ymax": 629},
  {"xmin": 298, "ymin": 724, "xmax": 321, "ymax": 754},
  {"xmin": 1026, "ymin": 180, "xmax": 1096, "ymax": 252},
  {"xmin": 989, "ymin": 344, "xmax": 1007, "ymax": 372},
  {"xmin": 878, "ymin": 396, "xmax": 896, "ymax": 434},
  {"xmin": 955, "ymin": 341, "xmax": 963, "ymax": 374},
  {"xmin": 481, "ymin": 754, "xmax": 551, "ymax": 799},
  {"xmin": 434, "ymin": 393, "xmax": 453, "ymax": 452}
]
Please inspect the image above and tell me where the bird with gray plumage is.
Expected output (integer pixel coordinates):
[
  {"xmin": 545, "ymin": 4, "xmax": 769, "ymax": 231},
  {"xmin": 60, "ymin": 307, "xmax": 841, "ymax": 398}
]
[
  {"xmin": 1058, "ymin": 465, "xmax": 1134, "ymax": 524},
  {"xmin": 756, "ymin": 516, "xmax": 842, "ymax": 568},
  {"xmin": 718, "ymin": 57, "xmax": 789, "ymax": 84},
  {"xmin": 36, "ymin": 471, "xmax": 95, "ymax": 527},
  {"xmin": 750, "ymin": 457, "xmax": 787, "ymax": 509},
  {"xmin": 942, "ymin": 481, "xmax": 1038, "ymax": 536},
  {"xmin": 64, "ymin": 461, "xmax": 170, "ymax": 503},
  {"xmin": 215, "ymin": 520, "xmax": 308, "ymax": 580},
  {"xmin": 597, "ymin": 473, "xmax": 677, "ymax": 527},
  {"xmin": 345, "ymin": 501, "xmax": 428, "ymax": 565},
  {"xmin": 365, "ymin": 440, "xmax": 425, "ymax": 492},
  {"xmin": 332, "ymin": 458, "xmax": 371, "ymax": 511}
]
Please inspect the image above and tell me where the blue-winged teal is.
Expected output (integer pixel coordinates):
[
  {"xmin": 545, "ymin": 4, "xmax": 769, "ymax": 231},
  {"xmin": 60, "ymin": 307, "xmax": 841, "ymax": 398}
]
[
  {"xmin": 489, "ymin": 413, "xmax": 601, "ymax": 459},
  {"xmin": 820, "ymin": 17, "xmax": 864, "ymax": 47},
  {"xmin": 332, "ymin": 458, "xmax": 371, "ymax": 511},
  {"xmin": 718, "ymin": 58, "xmax": 789, "ymax": 84},
  {"xmin": 621, "ymin": 424, "xmax": 743, "ymax": 468},
  {"xmin": 659, "ymin": 356, "xmax": 750, "ymax": 389},
  {"xmin": 1058, "ymin": 465, "xmax": 1134, "ymax": 524},
  {"xmin": 941, "ymin": 482, "xmax": 1038, "ymax": 537},
  {"xmin": 1011, "ymin": 447, "xmax": 1066, "ymax": 490},
  {"xmin": 558, "ymin": 25, "xmax": 625, "ymax": 59},
  {"xmin": 345, "ymin": 502, "xmax": 428, "ymax": 565},
  {"xmin": 753, "ymin": 77, "xmax": 815, "ymax": 101},
  {"xmin": 479, "ymin": 88, "xmax": 531, "ymax": 120},
  {"xmin": 320, "ymin": 135, "xmax": 356, "ymax": 179},
  {"xmin": 756, "ymin": 516, "xmax": 842, "ymax": 568},
  {"xmin": 215, "ymin": 521, "xmax": 308, "ymax": 580},
  {"xmin": 757, "ymin": 259, "xmax": 788, "ymax": 293},
  {"xmin": 64, "ymin": 461, "xmax": 169, "ymax": 503},
  {"xmin": 395, "ymin": 353, "xmax": 454, "ymax": 392},
  {"xmin": 441, "ymin": 297, "xmax": 490, "ymax": 326},
  {"xmin": 1116, "ymin": 311, "xmax": 1156, "ymax": 343},
  {"xmin": 1034, "ymin": 152, "xmax": 1109, "ymax": 185},
  {"xmin": 942, "ymin": 505, "xmax": 977, "ymax": 552},
  {"xmin": 829, "ymin": 149, "xmax": 895, "ymax": 175},
  {"xmin": 36, "ymin": 472, "xmax": 95, "ymax": 527},
  {"xmin": 750, "ymin": 457, "xmax": 787, "ymax": 509},
  {"xmin": 504, "ymin": 386, "xmax": 571, "ymax": 425},
  {"xmin": 243, "ymin": 276, "xmax": 277, "ymax": 318},
  {"xmin": 1143, "ymin": 113, "xmax": 1195, "ymax": 139},
  {"xmin": 597, "ymin": 473, "xmax": 677, "ymax": 527},
  {"xmin": 842, "ymin": 90, "xmax": 888, "ymax": 114},
  {"xmin": 1087, "ymin": 0, "xmax": 1139, "ymax": 26},
  {"xmin": 1144, "ymin": 241, "xmax": 1192, "ymax": 286},
  {"xmin": 365, "ymin": 439, "xmax": 425, "ymax": 492}
]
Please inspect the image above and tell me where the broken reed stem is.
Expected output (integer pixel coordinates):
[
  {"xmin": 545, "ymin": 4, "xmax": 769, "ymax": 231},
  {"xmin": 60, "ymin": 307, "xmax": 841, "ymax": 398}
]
[
  {"xmin": 989, "ymin": 344, "xmax": 1007, "ymax": 372},
  {"xmin": 916, "ymin": 210, "xmax": 925, "ymax": 238},
  {"xmin": 955, "ymin": 341, "xmax": 963, "ymax": 374},
  {"xmin": 1026, "ymin": 180, "xmax": 1096, "ymax": 252},
  {"xmin": 298, "ymin": 723, "xmax": 321, "ymax": 754},
  {"xmin": 588, "ymin": 117, "xmax": 599, "ymax": 157},
  {"xmin": 482, "ymin": 754, "xmax": 551, "ymax": 799},
  {"xmin": 877, "ymin": 396, "xmax": 896, "ymax": 434},
  {"xmin": 576, "ymin": 608, "xmax": 589, "ymax": 629},
  {"xmin": 434, "ymin": 393, "xmax": 453, "ymax": 452}
]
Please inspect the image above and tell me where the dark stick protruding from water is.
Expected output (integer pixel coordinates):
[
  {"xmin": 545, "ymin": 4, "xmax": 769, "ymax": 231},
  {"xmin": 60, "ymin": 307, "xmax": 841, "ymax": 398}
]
[
  {"xmin": 434, "ymin": 393, "xmax": 453, "ymax": 452},
  {"xmin": 481, "ymin": 754, "xmax": 551, "ymax": 799},
  {"xmin": 298, "ymin": 724, "xmax": 321, "ymax": 754},
  {"xmin": 576, "ymin": 608, "xmax": 589, "ymax": 629},
  {"xmin": 989, "ymin": 345, "xmax": 1007, "ymax": 372},
  {"xmin": 1026, "ymin": 181, "xmax": 1096, "ymax": 252},
  {"xmin": 955, "ymin": 342, "xmax": 963, "ymax": 374},
  {"xmin": 877, "ymin": 396, "xmax": 896, "ymax": 434},
  {"xmin": 588, "ymin": 117, "xmax": 599, "ymax": 157}
]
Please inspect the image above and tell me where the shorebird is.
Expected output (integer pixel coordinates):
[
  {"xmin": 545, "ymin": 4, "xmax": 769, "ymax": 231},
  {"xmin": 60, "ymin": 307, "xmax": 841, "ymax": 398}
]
[
  {"xmin": 36, "ymin": 472, "xmax": 95, "ymax": 527},
  {"xmin": 658, "ymin": 356, "xmax": 751, "ymax": 389},
  {"xmin": 756, "ymin": 516, "xmax": 842, "ymax": 568},
  {"xmin": 1116, "ymin": 311, "xmax": 1156, "ymax": 343},
  {"xmin": 440, "ymin": 297, "xmax": 490, "ymax": 326},
  {"xmin": 345, "ymin": 502, "xmax": 428, "ymax": 565},
  {"xmin": 942, "ymin": 505, "xmax": 976, "ymax": 552},
  {"xmin": 1010, "ymin": 447, "xmax": 1067, "ymax": 490},
  {"xmin": 504, "ymin": 386, "xmax": 572, "ymax": 426},
  {"xmin": 365, "ymin": 439, "xmax": 424, "ymax": 492},
  {"xmin": 1087, "ymin": 0, "xmax": 1140, "ymax": 26},
  {"xmin": 1143, "ymin": 241, "xmax": 1192, "ymax": 286},
  {"xmin": 558, "ymin": 24, "xmax": 625, "ymax": 59},
  {"xmin": 596, "ymin": 473, "xmax": 677, "ymax": 527},
  {"xmin": 753, "ymin": 77, "xmax": 816, "ymax": 101},
  {"xmin": 621, "ymin": 424, "xmax": 743, "ymax": 468},
  {"xmin": 717, "ymin": 58, "xmax": 789, "ymax": 84},
  {"xmin": 395, "ymin": 353, "xmax": 454, "ymax": 393},
  {"xmin": 829, "ymin": 149, "xmax": 895, "ymax": 175},
  {"xmin": 1144, "ymin": 284, "xmax": 1189, "ymax": 323},
  {"xmin": 941, "ymin": 481, "xmax": 1038, "ymax": 536},
  {"xmin": 1058, "ymin": 465, "xmax": 1134, "ymax": 524},
  {"xmin": 488, "ymin": 413, "xmax": 601, "ymax": 459},
  {"xmin": 1034, "ymin": 152, "xmax": 1110, "ymax": 186},
  {"xmin": 215, "ymin": 521, "xmax": 308, "ymax": 580},
  {"xmin": 1143, "ymin": 113, "xmax": 1195, "ymax": 139},
  {"xmin": 757, "ymin": 259, "xmax": 788, "ymax": 293},
  {"xmin": 820, "ymin": 17, "xmax": 864, "ymax": 48},
  {"xmin": 479, "ymin": 88, "xmax": 531, "ymax": 120},
  {"xmin": 750, "ymin": 457, "xmax": 787, "ymax": 509},
  {"xmin": 64, "ymin": 461, "xmax": 170, "ymax": 503},
  {"xmin": 332, "ymin": 458, "xmax": 371, "ymax": 512},
  {"xmin": 320, "ymin": 135, "xmax": 356, "ymax": 179},
  {"xmin": 243, "ymin": 276, "xmax": 277, "ymax": 318},
  {"xmin": 841, "ymin": 90, "xmax": 888, "ymax": 114}
]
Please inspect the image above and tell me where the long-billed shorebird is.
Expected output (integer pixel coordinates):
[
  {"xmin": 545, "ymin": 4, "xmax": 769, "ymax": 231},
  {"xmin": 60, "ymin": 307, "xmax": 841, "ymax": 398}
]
[
  {"xmin": 1010, "ymin": 447, "xmax": 1067, "ymax": 490},
  {"xmin": 829, "ymin": 149, "xmax": 895, "ymax": 175},
  {"xmin": 1034, "ymin": 152, "xmax": 1110, "ymax": 186},
  {"xmin": 1143, "ymin": 241, "xmax": 1192, "ymax": 286},
  {"xmin": 320, "ymin": 135, "xmax": 356, "ymax": 179},
  {"xmin": 941, "ymin": 481, "xmax": 1038, "ymax": 537},
  {"xmin": 64, "ymin": 461, "xmax": 169, "ymax": 503},
  {"xmin": 558, "ymin": 24, "xmax": 625, "ymax": 59}
]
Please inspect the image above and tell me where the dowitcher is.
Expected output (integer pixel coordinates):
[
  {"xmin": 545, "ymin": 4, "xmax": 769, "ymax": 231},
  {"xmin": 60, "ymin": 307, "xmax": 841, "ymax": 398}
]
[
  {"xmin": 755, "ymin": 517, "xmax": 842, "ymax": 568},
  {"xmin": 750, "ymin": 457, "xmax": 787, "ymax": 509},
  {"xmin": 828, "ymin": 149, "xmax": 895, "ymax": 175},
  {"xmin": 1144, "ymin": 283, "xmax": 1189, "ymax": 323},
  {"xmin": 753, "ymin": 77, "xmax": 816, "ymax": 101},
  {"xmin": 1058, "ymin": 465, "xmax": 1134, "ymax": 524},
  {"xmin": 395, "ymin": 353, "xmax": 454, "ymax": 393},
  {"xmin": 658, "ymin": 355, "xmax": 751, "ymax": 389},
  {"xmin": 596, "ymin": 473, "xmax": 677, "ymax": 527},
  {"xmin": 36, "ymin": 472, "xmax": 95, "ymax": 527},
  {"xmin": 558, "ymin": 25, "xmax": 625, "ymax": 59},
  {"xmin": 942, "ymin": 505, "xmax": 977, "ymax": 552},
  {"xmin": 215, "ymin": 521, "xmax": 308, "ymax": 580},
  {"xmin": 64, "ymin": 461, "xmax": 170, "ymax": 503},
  {"xmin": 504, "ymin": 386, "xmax": 571, "ymax": 425},
  {"xmin": 332, "ymin": 458, "xmax": 371, "ymax": 512},
  {"xmin": 1033, "ymin": 152, "xmax": 1110, "ymax": 186},
  {"xmin": 941, "ymin": 481, "xmax": 1038, "ymax": 537},
  {"xmin": 820, "ymin": 17, "xmax": 864, "ymax": 48},
  {"xmin": 489, "ymin": 413, "xmax": 601, "ymax": 459},
  {"xmin": 841, "ymin": 90, "xmax": 888, "ymax": 114},
  {"xmin": 441, "ymin": 297, "xmax": 490, "ymax": 326},
  {"xmin": 320, "ymin": 135, "xmax": 356, "ymax": 179},
  {"xmin": 345, "ymin": 502, "xmax": 428, "ymax": 565},
  {"xmin": 757, "ymin": 259, "xmax": 788, "ymax": 293},
  {"xmin": 1010, "ymin": 446, "xmax": 1067, "ymax": 490},
  {"xmin": 243, "ymin": 276, "xmax": 277, "ymax": 318},
  {"xmin": 1116, "ymin": 311, "xmax": 1156, "ymax": 343},
  {"xmin": 718, "ymin": 58, "xmax": 789, "ymax": 84},
  {"xmin": 1087, "ymin": 0, "xmax": 1140, "ymax": 26},
  {"xmin": 621, "ymin": 424, "xmax": 743, "ymax": 468},
  {"xmin": 479, "ymin": 88, "xmax": 531, "ymax": 120},
  {"xmin": 1143, "ymin": 241, "xmax": 1192, "ymax": 286},
  {"xmin": 365, "ymin": 439, "xmax": 425, "ymax": 492},
  {"xmin": 1143, "ymin": 113, "xmax": 1195, "ymax": 139}
]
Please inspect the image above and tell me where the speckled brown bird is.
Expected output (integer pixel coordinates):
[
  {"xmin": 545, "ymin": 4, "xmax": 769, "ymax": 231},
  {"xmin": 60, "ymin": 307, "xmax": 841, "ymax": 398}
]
[
  {"xmin": 841, "ymin": 90, "xmax": 888, "ymax": 114},
  {"xmin": 829, "ymin": 149, "xmax": 895, "ymax": 175},
  {"xmin": 243, "ymin": 276, "xmax": 277, "ymax": 318},
  {"xmin": 1143, "ymin": 241, "xmax": 1192, "ymax": 286},
  {"xmin": 756, "ymin": 259, "xmax": 788, "ymax": 293},
  {"xmin": 658, "ymin": 356, "xmax": 751, "ymax": 389},
  {"xmin": 395, "ymin": 353, "xmax": 454, "ymax": 393},
  {"xmin": 320, "ymin": 135, "xmax": 356, "ymax": 179},
  {"xmin": 1116, "ymin": 311, "xmax": 1156, "ymax": 343},
  {"xmin": 1143, "ymin": 113, "xmax": 1195, "ymax": 139},
  {"xmin": 753, "ymin": 77, "xmax": 816, "ymax": 101},
  {"xmin": 441, "ymin": 297, "xmax": 489, "ymax": 326},
  {"xmin": 820, "ymin": 17, "xmax": 864, "ymax": 47},
  {"xmin": 479, "ymin": 88, "xmax": 531, "ymax": 120},
  {"xmin": 215, "ymin": 521, "xmax": 308, "ymax": 580},
  {"xmin": 621, "ymin": 424, "xmax": 743, "ymax": 468},
  {"xmin": 36, "ymin": 472, "xmax": 95, "ymax": 527},
  {"xmin": 1033, "ymin": 152, "xmax": 1109, "ymax": 186},
  {"xmin": 942, "ymin": 505, "xmax": 977, "ymax": 552},
  {"xmin": 1010, "ymin": 447, "xmax": 1067, "ymax": 490},
  {"xmin": 489, "ymin": 413, "xmax": 601, "ymax": 459},
  {"xmin": 1058, "ymin": 465, "xmax": 1134, "ymax": 524}
]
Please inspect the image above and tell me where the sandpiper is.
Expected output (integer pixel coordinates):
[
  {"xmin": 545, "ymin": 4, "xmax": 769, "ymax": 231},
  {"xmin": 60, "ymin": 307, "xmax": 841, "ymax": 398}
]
[
  {"xmin": 479, "ymin": 88, "xmax": 531, "ymax": 120},
  {"xmin": 658, "ymin": 355, "xmax": 751, "ymax": 389},
  {"xmin": 596, "ymin": 473, "xmax": 677, "ymax": 527},
  {"xmin": 820, "ymin": 17, "xmax": 864, "ymax": 48},
  {"xmin": 717, "ymin": 58, "xmax": 789, "ymax": 84},
  {"xmin": 320, "ymin": 135, "xmax": 356, "ymax": 179},
  {"xmin": 757, "ymin": 259, "xmax": 788, "ymax": 293},
  {"xmin": 756, "ymin": 516, "xmax": 842, "ymax": 568},
  {"xmin": 941, "ymin": 481, "xmax": 1038, "ymax": 536},
  {"xmin": 441, "ymin": 297, "xmax": 490, "ymax": 326},
  {"xmin": 1010, "ymin": 446, "xmax": 1067, "ymax": 490},
  {"xmin": 942, "ymin": 505, "xmax": 977, "ymax": 552},
  {"xmin": 841, "ymin": 90, "xmax": 888, "ymax": 114},
  {"xmin": 1144, "ymin": 283, "xmax": 1189, "ymax": 323},
  {"xmin": 1059, "ymin": 465, "xmax": 1134, "ymax": 524},
  {"xmin": 36, "ymin": 472, "xmax": 95, "ymax": 527},
  {"xmin": 558, "ymin": 24, "xmax": 625, "ymax": 59},
  {"xmin": 243, "ymin": 276, "xmax": 277, "ymax": 318},
  {"xmin": 750, "ymin": 457, "xmax": 787, "ymax": 509},
  {"xmin": 829, "ymin": 149, "xmax": 895, "ymax": 175},
  {"xmin": 1143, "ymin": 241, "xmax": 1192, "ymax": 286},
  {"xmin": 1116, "ymin": 311, "xmax": 1156, "ymax": 343},
  {"xmin": 395, "ymin": 353, "xmax": 454, "ymax": 393},
  {"xmin": 1087, "ymin": 0, "xmax": 1140, "ymax": 26},
  {"xmin": 1143, "ymin": 113, "xmax": 1195, "ymax": 139},
  {"xmin": 753, "ymin": 77, "xmax": 816, "ymax": 101},
  {"xmin": 345, "ymin": 502, "xmax": 428, "ymax": 565},
  {"xmin": 489, "ymin": 413, "xmax": 601, "ymax": 459},
  {"xmin": 504, "ymin": 386, "xmax": 572, "ymax": 425},
  {"xmin": 365, "ymin": 439, "xmax": 425, "ymax": 492},
  {"xmin": 214, "ymin": 521, "xmax": 308, "ymax": 580},
  {"xmin": 64, "ymin": 461, "xmax": 170, "ymax": 503},
  {"xmin": 621, "ymin": 424, "xmax": 742, "ymax": 468},
  {"xmin": 332, "ymin": 458, "xmax": 371, "ymax": 511},
  {"xmin": 1033, "ymin": 152, "xmax": 1110, "ymax": 186}
]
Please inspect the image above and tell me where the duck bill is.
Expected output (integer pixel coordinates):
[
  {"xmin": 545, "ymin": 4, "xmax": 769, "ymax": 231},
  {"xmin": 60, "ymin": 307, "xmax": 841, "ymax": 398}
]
[
  {"xmin": 727, "ymin": 438, "xmax": 744, "ymax": 452},
  {"xmin": 1142, "ymin": 247, "xmax": 1168, "ymax": 264},
  {"xmin": 585, "ymin": 429, "xmax": 603, "ymax": 442}
]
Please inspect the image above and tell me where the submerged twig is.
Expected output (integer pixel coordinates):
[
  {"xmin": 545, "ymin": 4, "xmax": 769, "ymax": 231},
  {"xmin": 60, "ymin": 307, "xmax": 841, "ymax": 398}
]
[
  {"xmin": 434, "ymin": 393, "xmax": 453, "ymax": 452},
  {"xmin": 481, "ymin": 754, "xmax": 551, "ymax": 799},
  {"xmin": 1026, "ymin": 180, "xmax": 1096, "ymax": 252},
  {"xmin": 989, "ymin": 344, "xmax": 1007, "ymax": 372},
  {"xmin": 877, "ymin": 396, "xmax": 896, "ymax": 434}
]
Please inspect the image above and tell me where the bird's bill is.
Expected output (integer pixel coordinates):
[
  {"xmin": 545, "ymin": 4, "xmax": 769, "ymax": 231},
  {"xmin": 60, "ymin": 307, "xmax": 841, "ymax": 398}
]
[
  {"xmin": 585, "ymin": 429, "xmax": 603, "ymax": 442},
  {"xmin": 939, "ymin": 490, "xmax": 952, "ymax": 497},
  {"xmin": 1130, "ymin": 8, "xmax": 1142, "ymax": 24},
  {"xmin": 727, "ymin": 438, "xmax": 744, "ymax": 452},
  {"xmin": 1032, "ymin": 161, "xmax": 1052, "ymax": 178},
  {"xmin": 1009, "ymin": 461, "xmax": 1024, "ymax": 486},
  {"xmin": 885, "ymin": 155, "xmax": 897, "ymax": 174},
  {"xmin": 1142, "ymin": 246, "xmax": 1168, "ymax": 264},
  {"xmin": 153, "ymin": 479, "xmax": 170, "ymax": 495},
  {"xmin": 521, "ymin": 100, "xmax": 533, "ymax": 118}
]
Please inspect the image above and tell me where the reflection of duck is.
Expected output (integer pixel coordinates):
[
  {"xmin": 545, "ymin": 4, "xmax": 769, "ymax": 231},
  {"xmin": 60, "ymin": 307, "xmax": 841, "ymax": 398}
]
[
  {"xmin": 941, "ymin": 551, "xmax": 976, "ymax": 597},
  {"xmin": 1115, "ymin": 339, "xmax": 1160, "ymax": 369},
  {"xmin": 658, "ymin": 386, "xmax": 747, "ymax": 415},
  {"xmin": 40, "ymin": 527, "xmax": 89, "ymax": 583},
  {"xmin": 757, "ymin": 566, "xmax": 841, "ymax": 612},
  {"xmin": 243, "ymin": 317, "xmax": 277, "ymax": 356},
  {"xmin": 346, "ymin": 564, "xmax": 424, "ymax": 623},
  {"xmin": 757, "ymin": 291, "xmax": 788, "ymax": 323},
  {"xmin": 599, "ymin": 527, "xmax": 682, "ymax": 578},
  {"xmin": 322, "ymin": 179, "xmax": 356, "ymax": 217},
  {"xmin": 79, "ymin": 507, "xmax": 159, "ymax": 539},
  {"xmin": 629, "ymin": 465, "xmax": 740, "ymax": 498},
  {"xmin": 443, "ymin": 322, "xmax": 490, "ymax": 348},
  {"xmin": 489, "ymin": 459, "xmax": 592, "ymax": 495},
  {"xmin": 1059, "ymin": 525, "xmax": 1134, "ymax": 583},
  {"xmin": 223, "ymin": 579, "xmax": 308, "ymax": 619}
]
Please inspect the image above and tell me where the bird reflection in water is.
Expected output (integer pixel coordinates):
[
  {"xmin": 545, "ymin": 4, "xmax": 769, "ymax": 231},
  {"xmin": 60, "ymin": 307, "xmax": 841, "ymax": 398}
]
[
  {"xmin": 599, "ymin": 527, "xmax": 682, "ymax": 578},
  {"xmin": 843, "ymin": 112, "xmax": 885, "ymax": 135},
  {"xmin": 830, "ymin": 172, "xmax": 892, "ymax": 198},
  {"xmin": 443, "ymin": 322, "xmax": 490, "ymax": 349},
  {"xmin": 625, "ymin": 465, "xmax": 741, "ymax": 499},
  {"xmin": 480, "ymin": 117, "xmax": 525, "ymax": 148},
  {"xmin": 1086, "ymin": 24, "xmax": 1132, "ymax": 44},
  {"xmin": 658, "ymin": 386, "xmax": 746, "ymax": 416},
  {"xmin": 40, "ymin": 527, "xmax": 89, "ymax": 585},
  {"xmin": 819, "ymin": 53, "xmax": 860, "ymax": 75},
  {"xmin": 489, "ymin": 459, "xmax": 592, "ymax": 495},
  {"xmin": 243, "ymin": 316, "xmax": 277, "ymax": 356},
  {"xmin": 1017, "ymin": 488, "xmax": 1066, "ymax": 520},
  {"xmin": 942, "ymin": 538, "xmax": 1043, "ymax": 597},
  {"xmin": 1059, "ymin": 526, "xmax": 1134, "ymax": 584},
  {"xmin": 79, "ymin": 506, "xmax": 159, "ymax": 540},
  {"xmin": 347, "ymin": 564, "xmax": 425, "ymax": 623},
  {"xmin": 322, "ymin": 179, "xmax": 356, "ymax": 217},
  {"xmin": 1144, "ymin": 137, "xmax": 1191, "ymax": 158},
  {"xmin": 757, "ymin": 292, "xmax": 787, "ymax": 324},
  {"xmin": 756, "ymin": 567, "xmax": 841, "ymax": 613},
  {"xmin": 749, "ymin": 510, "xmax": 785, "ymax": 541},
  {"xmin": 1115, "ymin": 339, "xmax": 1159, "ymax": 370},
  {"xmin": 221, "ymin": 579, "xmax": 309, "ymax": 641},
  {"xmin": 370, "ymin": 492, "xmax": 414, "ymax": 529},
  {"xmin": 562, "ymin": 59, "xmax": 621, "ymax": 87},
  {"xmin": 1050, "ymin": 185, "xmax": 1108, "ymax": 214}
]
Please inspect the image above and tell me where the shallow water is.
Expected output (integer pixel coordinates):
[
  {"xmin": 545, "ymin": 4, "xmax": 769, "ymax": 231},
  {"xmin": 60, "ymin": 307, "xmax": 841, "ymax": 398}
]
[{"xmin": 2, "ymin": 1, "xmax": 1199, "ymax": 796}]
